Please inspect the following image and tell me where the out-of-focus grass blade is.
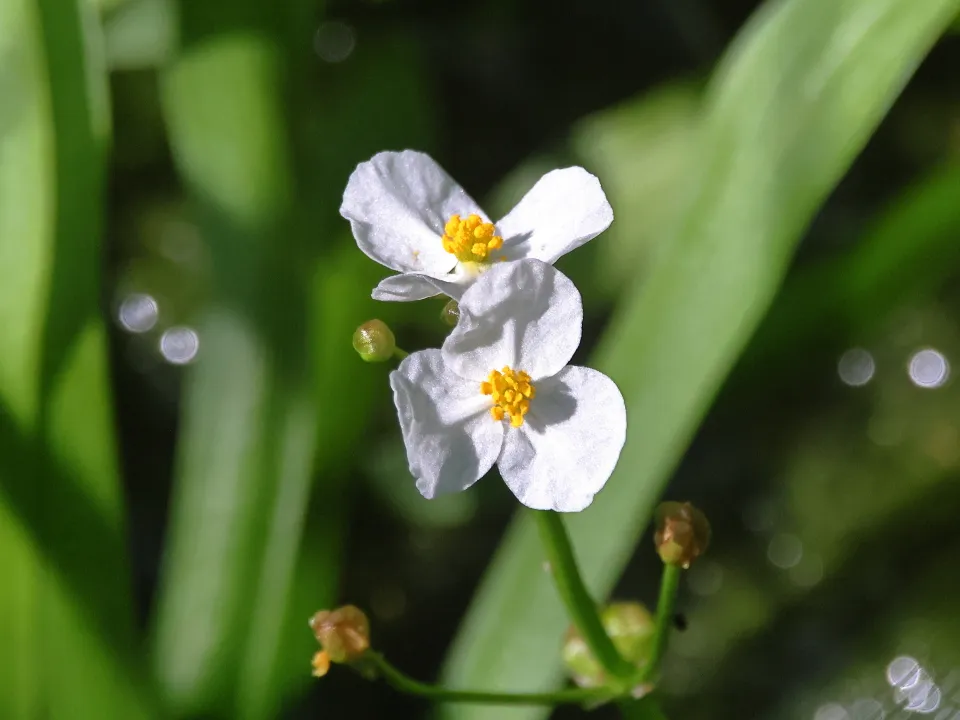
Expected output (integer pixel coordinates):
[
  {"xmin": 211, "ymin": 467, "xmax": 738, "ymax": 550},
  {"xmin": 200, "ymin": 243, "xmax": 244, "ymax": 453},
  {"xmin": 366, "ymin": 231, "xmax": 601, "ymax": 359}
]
[
  {"xmin": 102, "ymin": 0, "xmax": 176, "ymax": 71},
  {"xmin": 0, "ymin": 0, "xmax": 153, "ymax": 718},
  {"xmin": 270, "ymin": 31, "xmax": 440, "ymax": 702},
  {"xmin": 438, "ymin": 0, "xmax": 960, "ymax": 717},
  {"xmin": 485, "ymin": 83, "xmax": 701, "ymax": 313},
  {"xmin": 570, "ymin": 83, "xmax": 701, "ymax": 296},
  {"xmin": 149, "ymin": 10, "xmax": 321, "ymax": 718}
]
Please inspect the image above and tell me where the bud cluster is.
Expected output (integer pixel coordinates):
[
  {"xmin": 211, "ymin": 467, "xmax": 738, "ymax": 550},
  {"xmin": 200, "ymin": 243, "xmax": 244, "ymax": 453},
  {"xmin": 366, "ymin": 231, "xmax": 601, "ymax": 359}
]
[
  {"xmin": 309, "ymin": 605, "xmax": 371, "ymax": 677},
  {"xmin": 562, "ymin": 602, "xmax": 655, "ymax": 688},
  {"xmin": 654, "ymin": 501, "xmax": 711, "ymax": 569}
]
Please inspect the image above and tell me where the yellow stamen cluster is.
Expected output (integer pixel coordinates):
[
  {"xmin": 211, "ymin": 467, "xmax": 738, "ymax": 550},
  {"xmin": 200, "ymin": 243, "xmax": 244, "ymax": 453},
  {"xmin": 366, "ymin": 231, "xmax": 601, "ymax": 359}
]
[
  {"xmin": 442, "ymin": 214, "xmax": 503, "ymax": 263},
  {"xmin": 480, "ymin": 366, "xmax": 536, "ymax": 428}
]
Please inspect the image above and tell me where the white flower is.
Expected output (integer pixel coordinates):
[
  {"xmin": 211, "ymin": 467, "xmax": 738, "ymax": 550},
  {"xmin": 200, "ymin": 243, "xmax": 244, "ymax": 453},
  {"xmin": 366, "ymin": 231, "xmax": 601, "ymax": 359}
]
[
  {"xmin": 341, "ymin": 150, "xmax": 613, "ymax": 302},
  {"xmin": 389, "ymin": 259, "xmax": 626, "ymax": 512}
]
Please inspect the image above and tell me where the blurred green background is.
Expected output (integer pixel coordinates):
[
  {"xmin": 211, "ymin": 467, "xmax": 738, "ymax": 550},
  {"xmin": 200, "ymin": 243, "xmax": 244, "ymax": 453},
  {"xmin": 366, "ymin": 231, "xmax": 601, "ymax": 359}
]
[{"xmin": 2, "ymin": 0, "xmax": 960, "ymax": 718}]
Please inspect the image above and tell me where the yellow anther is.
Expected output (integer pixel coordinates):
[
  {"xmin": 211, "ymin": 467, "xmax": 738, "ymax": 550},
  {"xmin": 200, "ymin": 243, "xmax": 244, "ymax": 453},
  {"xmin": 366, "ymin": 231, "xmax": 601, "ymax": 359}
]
[
  {"xmin": 441, "ymin": 214, "xmax": 504, "ymax": 263},
  {"xmin": 311, "ymin": 650, "xmax": 331, "ymax": 678},
  {"xmin": 480, "ymin": 366, "xmax": 535, "ymax": 427}
]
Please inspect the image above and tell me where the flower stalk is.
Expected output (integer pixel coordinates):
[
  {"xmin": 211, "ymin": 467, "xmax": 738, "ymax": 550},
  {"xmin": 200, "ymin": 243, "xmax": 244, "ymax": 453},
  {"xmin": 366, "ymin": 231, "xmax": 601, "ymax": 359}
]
[
  {"xmin": 640, "ymin": 563, "xmax": 682, "ymax": 683},
  {"xmin": 533, "ymin": 510, "xmax": 638, "ymax": 682},
  {"xmin": 365, "ymin": 651, "xmax": 614, "ymax": 706}
]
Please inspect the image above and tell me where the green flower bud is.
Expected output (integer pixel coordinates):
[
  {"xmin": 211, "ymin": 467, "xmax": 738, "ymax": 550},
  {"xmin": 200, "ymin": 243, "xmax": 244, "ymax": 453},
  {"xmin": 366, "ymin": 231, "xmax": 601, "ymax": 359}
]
[
  {"xmin": 562, "ymin": 602, "xmax": 655, "ymax": 687},
  {"xmin": 654, "ymin": 501, "xmax": 711, "ymax": 569},
  {"xmin": 352, "ymin": 320, "xmax": 396, "ymax": 362},
  {"xmin": 440, "ymin": 299, "xmax": 460, "ymax": 327}
]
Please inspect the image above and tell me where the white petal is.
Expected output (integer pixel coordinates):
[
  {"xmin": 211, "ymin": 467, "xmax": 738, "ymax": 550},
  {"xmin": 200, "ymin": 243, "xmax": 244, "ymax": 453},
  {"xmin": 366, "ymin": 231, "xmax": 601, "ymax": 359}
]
[
  {"xmin": 341, "ymin": 150, "xmax": 487, "ymax": 274},
  {"xmin": 390, "ymin": 349, "xmax": 504, "ymax": 498},
  {"xmin": 442, "ymin": 259, "xmax": 582, "ymax": 381},
  {"xmin": 373, "ymin": 273, "xmax": 443, "ymax": 301},
  {"xmin": 497, "ymin": 366, "xmax": 626, "ymax": 512},
  {"xmin": 372, "ymin": 271, "xmax": 471, "ymax": 302},
  {"xmin": 497, "ymin": 168, "xmax": 613, "ymax": 264}
]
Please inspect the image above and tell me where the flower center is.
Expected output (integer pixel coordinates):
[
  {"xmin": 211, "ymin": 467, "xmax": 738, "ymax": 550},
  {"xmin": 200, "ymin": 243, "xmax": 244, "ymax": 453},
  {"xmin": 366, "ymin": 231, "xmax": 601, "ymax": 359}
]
[
  {"xmin": 442, "ymin": 214, "xmax": 504, "ymax": 263},
  {"xmin": 480, "ymin": 366, "xmax": 536, "ymax": 428}
]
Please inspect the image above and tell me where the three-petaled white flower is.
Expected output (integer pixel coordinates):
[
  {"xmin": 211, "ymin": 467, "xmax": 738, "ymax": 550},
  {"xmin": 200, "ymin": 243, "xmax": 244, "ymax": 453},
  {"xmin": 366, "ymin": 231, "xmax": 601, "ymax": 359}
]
[
  {"xmin": 341, "ymin": 150, "xmax": 613, "ymax": 302},
  {"xmin": 390, "ymin": 259, "xmax": 626, "ymax": 512}
]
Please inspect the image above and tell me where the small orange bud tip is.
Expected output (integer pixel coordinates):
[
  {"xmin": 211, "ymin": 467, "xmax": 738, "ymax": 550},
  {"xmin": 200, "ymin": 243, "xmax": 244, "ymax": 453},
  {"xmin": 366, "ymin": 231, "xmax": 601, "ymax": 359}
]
[
  {"xmin": 311, "ymin": 650, "xmax": 331, "ymax": 678},
  {"xmin": 654, "ymin": 501, "xmax": 711, "ymax": 568},
  {"xmin": 309, "ymin": 605, "xmax": 371, "ymax": 665}
]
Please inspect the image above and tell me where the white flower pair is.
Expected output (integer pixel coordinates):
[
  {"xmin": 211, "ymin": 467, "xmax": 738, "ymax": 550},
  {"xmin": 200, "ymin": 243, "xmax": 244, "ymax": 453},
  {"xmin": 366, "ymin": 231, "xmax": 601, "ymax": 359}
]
[{"xmin": 342, "ymin": 151, "xmax": 627, "ymax": 512}]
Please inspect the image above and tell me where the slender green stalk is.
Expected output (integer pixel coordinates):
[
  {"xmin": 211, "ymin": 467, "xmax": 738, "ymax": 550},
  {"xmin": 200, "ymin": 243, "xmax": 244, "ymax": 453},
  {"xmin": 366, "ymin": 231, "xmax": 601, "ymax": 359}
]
[
  {"xmin": 641, "ymin": 563, "xmax": 682, "ymax": 682},
  {"xmin": 393, "ymin": 347, "xmax": 410, "ymax": 361},
  {"xmin": 532, "ymin": 510, "xmax": 637, "ymax": 681},
  {"xmin": 365, "ymin": 652, "xmax": 612, "ymax": 706}
]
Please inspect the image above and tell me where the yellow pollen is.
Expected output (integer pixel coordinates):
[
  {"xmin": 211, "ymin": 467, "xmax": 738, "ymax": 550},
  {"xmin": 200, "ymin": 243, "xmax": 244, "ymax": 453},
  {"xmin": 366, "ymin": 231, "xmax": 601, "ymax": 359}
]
[
  {"xmin": 480, "ymin": 366, "xmax": 536, "ymax": 427},
  {"xmin": 311, "ymin": 650, "xmax": 331, "ymax": 678},
  {"xmin": 441, "ymin": 214, "xmax": 504, "ymax": 263}
]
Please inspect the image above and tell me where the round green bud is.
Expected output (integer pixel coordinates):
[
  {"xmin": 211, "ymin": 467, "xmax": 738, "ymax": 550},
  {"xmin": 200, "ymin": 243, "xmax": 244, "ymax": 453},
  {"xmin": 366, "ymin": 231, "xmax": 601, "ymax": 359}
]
[
  {"xmin": 352, "ymin": 320, "xmax": 396, "ymax": 362},
  {"xmin": 440, "ymin": 299, "xmax": 460, "ymax": 327},
  {"xmin": 562, "ymin": 601, "xmax": 655, "ymax": 687}
]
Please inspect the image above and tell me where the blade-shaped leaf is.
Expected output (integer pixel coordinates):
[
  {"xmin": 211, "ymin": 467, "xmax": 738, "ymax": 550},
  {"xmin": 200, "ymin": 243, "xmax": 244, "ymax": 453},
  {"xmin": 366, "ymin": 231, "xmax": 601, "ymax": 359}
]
[
  {"xmin": 148, "ymin": 23, "xmax": 321, "ymax": 719},
  {"xmin": 438, "ymin": 0, "xmax": 960, "ymax": 717},
  {"xmin": 0, "ymin": 0, "xmax": 153, "ymax": 717}
]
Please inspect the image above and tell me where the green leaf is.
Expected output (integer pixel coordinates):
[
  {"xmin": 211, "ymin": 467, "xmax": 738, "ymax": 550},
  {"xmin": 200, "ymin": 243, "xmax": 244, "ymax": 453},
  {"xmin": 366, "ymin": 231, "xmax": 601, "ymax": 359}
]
[
  {"xmin": 148, "ymin": 25, "xmax": 321, "ymax": 720},
  {"xmin": 739, "ymin": 161, "xmax": 960, "ymax": 377},
  {"xmin": 485, "ymin": 83, "xmax": 701, "ymax": 313},
  {"xmin": 437, "ymin": 0, "xmax": 960, "ymax": 717},
  {"xmin": 0, "ymin": 0, "xmax": 153, "ymax": 717},
  {"xmin": 102, "ymin": 0, "xmax": 176, "ymax": 71}
]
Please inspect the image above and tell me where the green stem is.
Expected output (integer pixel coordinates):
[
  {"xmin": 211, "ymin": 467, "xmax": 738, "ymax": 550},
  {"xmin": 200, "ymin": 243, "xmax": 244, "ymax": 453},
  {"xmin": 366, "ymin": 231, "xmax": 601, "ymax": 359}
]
[
  {"xmin": 641, "ymin": 563, "xmax": 682, "ymax": 682},
  {"xmin": 365, "ymin": 652, "xmax": 613, "ymax": 706},
  {"xmin": 532, "ymin": 510, "xmax": 637, "ymax": 681},
  {"xmin": 392, "ymin": 347, "xmax": 409, "ymax": 360}
]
